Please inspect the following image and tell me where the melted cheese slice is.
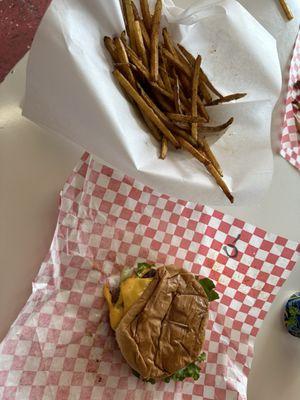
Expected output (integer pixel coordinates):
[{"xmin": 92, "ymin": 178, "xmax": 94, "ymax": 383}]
[{"xmin": 104, "ymin": 276, "xmax": 153, "ymax": 330}]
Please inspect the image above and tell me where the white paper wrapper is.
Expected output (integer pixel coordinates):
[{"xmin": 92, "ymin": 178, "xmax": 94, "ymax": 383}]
[{"xmin": 23, "ymin": 0, "xmax": 281, "ymax": 205}]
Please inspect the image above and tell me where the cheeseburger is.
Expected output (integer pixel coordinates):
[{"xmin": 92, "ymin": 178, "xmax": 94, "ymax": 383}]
[{"xmin": 104, "ymin": 263, "xmax": 218, "ymax": 383}]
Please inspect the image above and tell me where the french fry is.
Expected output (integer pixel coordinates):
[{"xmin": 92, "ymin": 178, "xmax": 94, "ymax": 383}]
[
  {"xmin": 133, "ymin": 20, "xmax": 149, "ymax": 67},
  {"xmin": 177, "ymin": 69, "xmax": 210, "ymax": 120},
  {"xmin": 279, "ymin": 0, "xmax": 294, "ymax": 20},
  {"xmin": 123, "ymin": 41, "xmax": 150, "ymax": 79},
  {"xmin": 198, "ymin": 117, "xmax": 234, "ymax": 133},
  {"xmin": 201, "ymin": 138, "xmax": 223, "ymax": 176},
  {"xmin": 178, "ymin": 90, "xmax": 192, "ymax": 114},
  {"xmin": 120, "ymin": 30, "xmax": 128, "ymax": 44},
  {"xmin": 167, "ymin": 113, "xmax": 206, "ymax": 124},
  {"xmin": 123, "ymin": 0, "xmax": 136, "ymax": 51},
  {"xmin": 162, "ymin": 28, "xmax": 176, "ymax": 55},
  {"xmin": 197, "ymin": 133, "xmax": 219, "ymax": 172},
  {"xmin": 150, "ymin": 0, "xmax": 162, "ymax": 82},
  {"xmin": 163, "ymin": 48, "xmax": 192, "ymax": 78},
  {"xmin": 206, "ymin": 163, "xmax": 233, "ymax": 203},
  {"xmin": 131, "ymin": 1, "xmax": 140, "ymax": 19},
  {"xmin": 209, "ymin": 93, "xmax": 247, "ymax": 106},
  {"xmin": 160, "ymin": 66, "xmax": 172, "ymax": 93},
  {"xmin": 140, "ymin": 0, "xmax": 152, "ymax": 32},
  {"xmin": 160, "ymin": 50, "xmax": 173, "ymax": 93},
  {"xmin": 162, "ymin": 28, "xmax": 181, "ymax": 97},
  {"xmin": 197, "ymin": 97, "xmax": 210, "ymax": 121},
  {"xmin": 163, "ymin": 29, "xmax": 191, "ymax": 71},
  {"xmin": 199, "ymin": 69, "xmax": 223, "ymax": 98},
  {"xmin": 176, "ymin": 71, "xmax": 190, "ymax": 98},
  {"xmin": 114, "ymin": 37, "xmax": 136, "ymax": 87},
  {"xmin": 172, "ymin": 45, "xmax": 212, "ymax": 104},
  {"xmin": 177, "ymin": 43, "xmax": 196, "ymax": 67},
  {"xmin": 138, "ymin": 85, "xmax": 172, "ymax": 126},
  {"xmin": 175, "ymin": 48, "xmax": 192, "ymax": 73},
  {"xmin": 192, "ymin": 55, "xmax": 201, "ymax": 140},
  {"xmin": 142, "ymin": 89, "xmax": 192, "ymax": 146},
  {"xmin": 153, "ymin": 91, "xmax": 174, "ymax": 113},
  {"xmin": 160, "ymin": 137, "xmax": 168, "ymax": 159},
  {"xmin": 178, "ymin": 137, "xmax": 209, "ymax": 165},
  {"xmin": 113, "ymin": 69, "xmax": 180, "ymax": 147},
  {"xmin": 172, "ymin": 122, "xmax": 192, "ymax": 131},
  {"xmin": 174, "ymin": 73, "xmax": 182, "ymax": 114},
  {"xmin": 143, "ymin": 115, "xmax": 162, "ymax": 141},
  {"xmin": 150, "ymin": 81, "xmax": 174, "ymax": 101},
  {"xmin": 177, "ymin": 72, "xmax": 209, "ymax": 119},
  {"xmin": 120, "ymin": 0, "xmax": 129, "ymax": 34},
  {"xmin": 172, "ymin": 127, "xmax": 198, "ymax": 147},
  {"xmin": 104, "ymin": 36, "xmax": 118, "ymax": 63},
  {"xmin": 174, "ymin": 48, "xmax": 221, "ymax": 100},
  {"xmin": 178, "ymin": 138, "xmax": 232, "ymax": 202},
  {"xmin": 139, "ymin": 18, "xmax": 151, "ymax": 49},
  {"xmin": 199, "ymin": 80, "xmax": 213, "ymax": 104}
]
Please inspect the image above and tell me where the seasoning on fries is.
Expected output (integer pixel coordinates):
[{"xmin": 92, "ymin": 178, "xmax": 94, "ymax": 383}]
[{"xmin": 103, "ymin": 0, "xmax": 247, "ymax": 203}]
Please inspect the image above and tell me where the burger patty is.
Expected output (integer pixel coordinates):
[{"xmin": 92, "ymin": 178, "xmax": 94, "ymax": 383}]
[{"xmin": 115, "ymin": 265, "xmax": 209, "ymax": 380}]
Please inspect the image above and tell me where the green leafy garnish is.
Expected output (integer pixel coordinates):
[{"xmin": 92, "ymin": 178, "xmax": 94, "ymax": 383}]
[
  {"xmin": 285, "ymin": 305, "xmax": 299, "ymax": 328},
  {"xmin": 163, "ymin": 352, "xmax": 206, "ymax": 383},
  {"xmin": 132, "ymin": 370, "xmax": 156, "ymax": 384},
  {"xmin": 198, "ymin": 278, "xmax": 219, "ymax": 301},
  {"xmin": 145, "ymin": 378, "xmax": 156, "ymax": 384},
  {"xmin": 196, "ymin": 352, "xmax": 206, "ymax": 363},
  {"xmin": 136, "ymin": 262, "xmax": 155, "ymax": 277},
  {"xmin": 132, "ymin": 369, "xmax": 140, "ymax": 378},
  {"xmin": 133, "ymin": 353, "xmax": 206, "ymax": 384}
]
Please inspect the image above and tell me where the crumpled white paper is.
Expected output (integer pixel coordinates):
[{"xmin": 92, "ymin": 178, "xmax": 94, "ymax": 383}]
[{"xmin": 23, "ymin": 0, "xmax": 281, "ymax": 206}]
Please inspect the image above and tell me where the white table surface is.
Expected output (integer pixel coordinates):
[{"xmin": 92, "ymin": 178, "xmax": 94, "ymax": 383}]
[{"xmin": 0, "ymin": 0, "xmax": 299, "ymax": 399}]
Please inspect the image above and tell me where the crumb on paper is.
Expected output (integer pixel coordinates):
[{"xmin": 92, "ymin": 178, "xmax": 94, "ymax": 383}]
[
  {"xmin": 86, "ymin": 330, "xmax": 94, "ymax": 337},
  {"xmin": 92, "ymin": 261, "xmax": 102, "ymax": 271}
]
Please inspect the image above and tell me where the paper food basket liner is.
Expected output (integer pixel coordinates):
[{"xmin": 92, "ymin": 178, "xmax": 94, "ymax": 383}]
[
  {"xmin": 0, "ymin": 152, "xmax": 299, "ymax": 400},
  {"xmin": 22, "ymin": 0, "xmax": 282, "ymax": 206}
]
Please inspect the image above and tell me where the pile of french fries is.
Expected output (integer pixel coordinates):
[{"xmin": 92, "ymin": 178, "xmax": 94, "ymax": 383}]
[{"xmin": 104, "ymin": 0, "xmax": 247, "ymax": 203}]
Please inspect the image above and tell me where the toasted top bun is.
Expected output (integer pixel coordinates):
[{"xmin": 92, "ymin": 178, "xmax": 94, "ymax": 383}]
[{"xmin": 115, "ymin": 265, "xmax": 209, "ymax": 380}]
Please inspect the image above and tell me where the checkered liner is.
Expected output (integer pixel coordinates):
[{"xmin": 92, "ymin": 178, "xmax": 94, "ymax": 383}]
[
  {"xmin": 0, "ymin": 153, "xmax": 299, "ymax": 400},
  {"xmin": 280, "ymin": 30, "xmax": 300, "ymax": 170}
]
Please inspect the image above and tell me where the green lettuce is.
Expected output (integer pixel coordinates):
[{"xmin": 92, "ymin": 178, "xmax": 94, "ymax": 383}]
[
  {"xmin": 132, "ymin": 353, "xmax": 206, "ymax": 384},
  {"xmin": 136, "ymin": 262, "xmax": 155, "ymax": 277},
  {"xmin": 198, "ymin": 277, "xmax": 219, "ymax": 302},
  {"xmin": 163, "ymin": 352, "xmax": 206, "ymax": 383}
]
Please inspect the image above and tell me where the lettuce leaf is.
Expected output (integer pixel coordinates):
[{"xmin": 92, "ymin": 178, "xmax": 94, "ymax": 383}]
[
  {"xmin": 136, "ymin": 262, "xmax": 155, "ymax": 277},
  {"xmin": 132, "ymin": 353, "xmax": 206, "ymax": 384},
  {"xmin": 198, "ymin": 278, "xmax": 219, "ymax": 302},
  {"xmin": 163, "ymin": 352, "xmax": 206, "ymax": 383}
]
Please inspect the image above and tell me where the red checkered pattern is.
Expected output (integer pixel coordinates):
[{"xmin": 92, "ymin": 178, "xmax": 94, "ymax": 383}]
[
  {"xmin": 280, "ymin": 30, "xmax": 300, "ymax": 170},
  {"xmin": 0, "ymin": 152, "xmax": 299, "ymax": 400}
]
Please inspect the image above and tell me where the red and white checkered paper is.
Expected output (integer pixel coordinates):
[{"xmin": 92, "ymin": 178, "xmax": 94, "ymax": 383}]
[
  {"xmin": 0, "ymin": 152, "xmax": 299, "ymax": 400},
  {"xmin": 280, "ymin": 30, "xmax": 300, "ymax": 170}
]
